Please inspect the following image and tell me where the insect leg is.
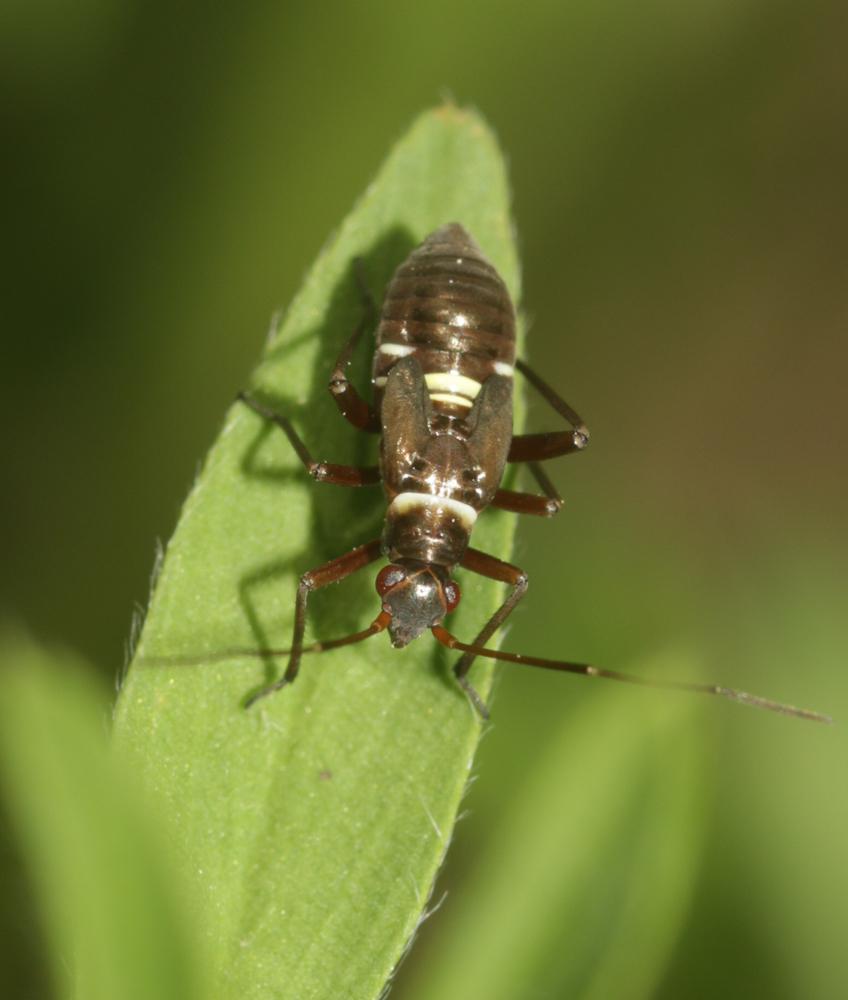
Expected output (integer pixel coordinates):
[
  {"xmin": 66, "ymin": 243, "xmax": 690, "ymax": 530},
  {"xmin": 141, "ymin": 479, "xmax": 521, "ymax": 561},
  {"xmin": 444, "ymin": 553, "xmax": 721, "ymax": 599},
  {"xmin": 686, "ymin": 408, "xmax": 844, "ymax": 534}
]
[
  {"xmin": 452, "ymin": 548, "xmax": 529, "ymax": 719},
  {"xmin": 492, "ymin": 462, "xmax": 563, "ymax": 516},
  {"xmin": 507, "ymin": 358, "xmax": 589, "ymax": 463},
  {"xmin": 238, "ymin": 392, "xmax": 381, "ymax": 487},
  {"xmin": 327, "ymin": 260, "xmax": 382, "ymax": 433},
  {"xmin": 246, "ymin": 537, "xmax": 384, "ymax": 706}
]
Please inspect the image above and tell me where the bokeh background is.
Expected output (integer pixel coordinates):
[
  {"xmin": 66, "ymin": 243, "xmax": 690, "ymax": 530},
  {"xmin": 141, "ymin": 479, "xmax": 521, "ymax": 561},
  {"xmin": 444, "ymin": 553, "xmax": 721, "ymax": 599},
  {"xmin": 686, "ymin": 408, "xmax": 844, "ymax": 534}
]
[{"xmin": 2, "ymin": 2, "xmax": 845, "ymax": 998}]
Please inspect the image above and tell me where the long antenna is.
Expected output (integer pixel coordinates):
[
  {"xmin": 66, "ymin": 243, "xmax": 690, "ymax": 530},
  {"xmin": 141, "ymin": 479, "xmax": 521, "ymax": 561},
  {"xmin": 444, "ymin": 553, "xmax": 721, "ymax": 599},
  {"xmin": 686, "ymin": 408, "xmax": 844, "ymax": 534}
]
[
  {"xmin": 431, "ymin": 626, "xmax": 832, "ymax": 724},
  {"xmin": 243, "ymin": 611, "xmax": 391, "ymax": 707},
  {"xmin": 141, "ymin": 612, "xmax": 390, "ymax": 669}
]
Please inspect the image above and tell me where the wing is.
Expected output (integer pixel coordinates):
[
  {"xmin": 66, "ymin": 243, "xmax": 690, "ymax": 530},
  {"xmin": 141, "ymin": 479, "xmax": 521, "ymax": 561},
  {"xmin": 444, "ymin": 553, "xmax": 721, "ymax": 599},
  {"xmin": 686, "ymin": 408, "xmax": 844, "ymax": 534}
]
[
  {"xmin": 380, "ymin": 356, "xmax": 432, "ymax": 490},
  {"xmin": 466, "ymin": 374, "xmax": 513, "ymax": 497}
]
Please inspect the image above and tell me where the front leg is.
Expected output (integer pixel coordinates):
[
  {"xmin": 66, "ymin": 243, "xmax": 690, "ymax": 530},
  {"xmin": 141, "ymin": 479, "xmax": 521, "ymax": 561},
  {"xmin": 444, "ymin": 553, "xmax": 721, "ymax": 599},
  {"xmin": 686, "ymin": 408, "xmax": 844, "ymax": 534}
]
[
  {"xmin": 245, "ymin": 538, "xmax": 384, "ymax": 706},
  {"xmin": 452, "ymin": 548, "xmax": 529, "ymax": 719}
]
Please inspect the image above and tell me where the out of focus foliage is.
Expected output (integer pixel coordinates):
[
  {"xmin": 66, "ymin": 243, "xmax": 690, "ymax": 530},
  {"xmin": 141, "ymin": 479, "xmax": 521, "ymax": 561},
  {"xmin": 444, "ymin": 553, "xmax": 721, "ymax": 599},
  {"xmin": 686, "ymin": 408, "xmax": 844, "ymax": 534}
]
[
  {"xmin": 2, "ymin": 2, "xmax": 845, "ymax": 998},
  {"xmin": 0, "ymin": 631, "xmax": 207, "ymax": 1000}
]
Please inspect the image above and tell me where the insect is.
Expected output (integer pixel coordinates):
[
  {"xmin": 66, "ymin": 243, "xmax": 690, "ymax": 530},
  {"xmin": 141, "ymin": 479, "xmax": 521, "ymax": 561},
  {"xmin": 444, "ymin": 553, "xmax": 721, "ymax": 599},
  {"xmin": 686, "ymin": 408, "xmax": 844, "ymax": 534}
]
[{"xmin": 233, "ymin": 223, "xmax": 828, "ymax": 723}]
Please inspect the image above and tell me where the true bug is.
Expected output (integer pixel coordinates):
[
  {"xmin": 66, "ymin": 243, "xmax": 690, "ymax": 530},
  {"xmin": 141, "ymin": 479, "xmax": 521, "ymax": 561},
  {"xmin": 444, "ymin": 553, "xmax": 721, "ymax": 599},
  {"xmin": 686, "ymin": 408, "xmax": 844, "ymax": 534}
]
[{"xmin": 230, "ymin": 223, "xmax": 827, "ymax": 723}]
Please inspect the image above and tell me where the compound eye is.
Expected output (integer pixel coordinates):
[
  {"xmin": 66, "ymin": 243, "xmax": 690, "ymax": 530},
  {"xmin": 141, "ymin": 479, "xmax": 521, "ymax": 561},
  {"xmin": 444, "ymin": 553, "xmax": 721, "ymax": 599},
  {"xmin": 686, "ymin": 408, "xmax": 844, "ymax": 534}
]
[
  {"xmin": 376, "ymin": 564, "xmax": 406, "ymax": 596},
  {"xmin": 443, "ymin": 580, "xmax": 461, "ymax": 613}
]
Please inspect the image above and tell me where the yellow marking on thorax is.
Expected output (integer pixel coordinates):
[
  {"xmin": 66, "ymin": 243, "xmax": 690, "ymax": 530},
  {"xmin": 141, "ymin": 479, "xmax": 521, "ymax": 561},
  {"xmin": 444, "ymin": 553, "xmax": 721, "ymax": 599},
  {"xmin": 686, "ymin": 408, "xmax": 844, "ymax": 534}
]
[
  {"xmin": 372, "ymin": 369, "xmax": 486, "ymax": 410},
  {"xmin": 424, "ymin": 372, "xmax": 481, "ymax": 409}
]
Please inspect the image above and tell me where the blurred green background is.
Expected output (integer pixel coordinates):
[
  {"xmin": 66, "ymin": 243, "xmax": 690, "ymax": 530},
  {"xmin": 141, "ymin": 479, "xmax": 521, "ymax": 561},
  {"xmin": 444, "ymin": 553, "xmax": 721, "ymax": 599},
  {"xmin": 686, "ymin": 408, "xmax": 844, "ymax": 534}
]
[{"xmin": 2, "ymin": 2, "xmax": 845, "ymax": 998}]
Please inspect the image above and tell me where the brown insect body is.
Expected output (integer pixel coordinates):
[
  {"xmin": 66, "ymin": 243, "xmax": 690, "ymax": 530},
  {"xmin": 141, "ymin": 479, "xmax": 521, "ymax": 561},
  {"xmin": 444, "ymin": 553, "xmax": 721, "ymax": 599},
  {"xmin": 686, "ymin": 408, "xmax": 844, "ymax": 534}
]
[
  {"xmin": 374, "ymin": 226, "xmax": 514, "ymax": 645},
  {"xmin": 372, "ymin": 223, "xmax": 516, "ymax": 410},
  {"xmin": 377, "ymin": 225, "xmax": 514, "ymax": 565},
  {"xmin": 231, "ymin": 225, "xmax": 829, "ymax": 724}
]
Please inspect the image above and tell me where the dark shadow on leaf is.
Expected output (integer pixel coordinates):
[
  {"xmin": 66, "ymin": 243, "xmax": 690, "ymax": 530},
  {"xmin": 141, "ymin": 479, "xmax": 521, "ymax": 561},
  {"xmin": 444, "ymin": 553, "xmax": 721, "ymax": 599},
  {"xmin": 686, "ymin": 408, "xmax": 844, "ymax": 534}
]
[
  {"xmin": 232, "ymin": 226, "xmax": 419, "ymax": 693},
  {"xmin": 137, "ymin": 223, "xmax": 493, "ymax": 713}
]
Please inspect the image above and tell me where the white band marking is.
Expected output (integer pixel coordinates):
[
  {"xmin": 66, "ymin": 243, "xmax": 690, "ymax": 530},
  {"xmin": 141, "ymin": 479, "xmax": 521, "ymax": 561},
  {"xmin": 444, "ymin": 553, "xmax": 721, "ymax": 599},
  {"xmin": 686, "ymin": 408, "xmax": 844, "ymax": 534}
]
[
  {"xmin": 493, "ymin": 361, "xmax": 514, "ymax": 376},
  {"xmin": 424, "ymin": 371, "xmax": 482, "ymax": 400},
  {"xmin": 373, "ymin": 370, "xmax": 484, "ymax": 408},
  {"xmin": 389, "ymin": 492, "xmax": 478, "ymax": 530},
  {"xmin": 428, "ymin": 392, "xmax": 473, "ymax": 408},
  {"xmin": 378, "ymin": 342, "xmax": 416, "ymax": 357}
]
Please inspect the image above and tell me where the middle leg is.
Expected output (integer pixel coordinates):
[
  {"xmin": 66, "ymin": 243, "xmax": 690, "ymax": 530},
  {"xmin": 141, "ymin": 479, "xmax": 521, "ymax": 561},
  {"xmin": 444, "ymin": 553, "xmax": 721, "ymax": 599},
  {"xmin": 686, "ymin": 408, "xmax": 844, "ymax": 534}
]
[
  {"xmin": 239, "ymin": 392, "xmax": 381, "ymax": 487},
  {"xmin": 507, "ymin": 358, "xmax": 590, "ymax": 463},
  {"xmin": 492, "ymin": 462, "xmax": 563, "ymax": 516},
  {"xmin": 327, "ymin": 260, "xmax": 382, "ymax": 433}
]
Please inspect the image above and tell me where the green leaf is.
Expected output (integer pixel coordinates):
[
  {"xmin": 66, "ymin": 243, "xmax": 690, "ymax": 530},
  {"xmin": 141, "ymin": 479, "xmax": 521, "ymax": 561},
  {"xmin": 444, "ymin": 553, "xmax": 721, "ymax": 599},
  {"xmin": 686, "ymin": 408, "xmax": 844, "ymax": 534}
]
[
  {"xmin": 113, "ymin": 106, "xmax": 522, "ymax": 1000},
  {"xmin": 0, "ymin": 631, "xmax": 206, "ymax": 1000},
  {"xmin": 401, "ymin": 653, "xmax": 707, "ymax": 1000}
]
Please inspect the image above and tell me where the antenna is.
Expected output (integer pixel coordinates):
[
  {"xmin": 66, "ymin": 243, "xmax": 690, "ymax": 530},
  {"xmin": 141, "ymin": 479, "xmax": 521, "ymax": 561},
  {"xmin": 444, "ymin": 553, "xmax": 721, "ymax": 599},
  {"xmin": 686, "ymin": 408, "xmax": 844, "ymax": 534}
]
[{"xmin": 431, "ymin": 626, "xmax": 832, "ymax": 724}]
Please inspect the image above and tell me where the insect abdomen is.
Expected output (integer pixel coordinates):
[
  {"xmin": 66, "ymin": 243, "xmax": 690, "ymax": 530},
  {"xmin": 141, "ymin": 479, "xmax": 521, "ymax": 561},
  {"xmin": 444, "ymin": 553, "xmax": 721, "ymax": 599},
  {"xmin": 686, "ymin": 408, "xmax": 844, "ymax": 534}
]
[{"xmin": 372, "ymin": 223, "xmax": 516, "ymax": 416}]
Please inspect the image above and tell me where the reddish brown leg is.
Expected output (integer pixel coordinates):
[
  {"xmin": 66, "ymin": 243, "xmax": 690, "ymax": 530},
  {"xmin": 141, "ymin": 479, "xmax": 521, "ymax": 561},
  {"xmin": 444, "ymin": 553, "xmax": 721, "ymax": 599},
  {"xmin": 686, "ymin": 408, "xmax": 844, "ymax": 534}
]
[
  {"xmin": 453, "ymin": 548, "xmax": 529, "ymax": 719},
  {"xmin": 507, "ymin": 358, "xmax": 589, "ymax": 463},
  {"xmin": 492, "ymin": 462, "xmax": 563, "ymax": 516},
  {"xmin": 238, "ymin": 392, "xmax": 381, "ymax": 486},
  {"xmin": 246, "ymin": 538, "xmax": 384, "ymax": 706},
  {"xmin": 328, "ymin": 261, "xmax": 382, "ymax": 433}
]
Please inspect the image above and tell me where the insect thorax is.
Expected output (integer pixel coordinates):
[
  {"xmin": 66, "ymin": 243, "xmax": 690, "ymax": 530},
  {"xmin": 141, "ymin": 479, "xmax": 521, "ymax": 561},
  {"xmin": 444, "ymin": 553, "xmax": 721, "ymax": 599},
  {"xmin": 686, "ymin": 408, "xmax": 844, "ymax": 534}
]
[{"xmin": 382, "ymin": 492, "xmax": 476, "ymax": 567}]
